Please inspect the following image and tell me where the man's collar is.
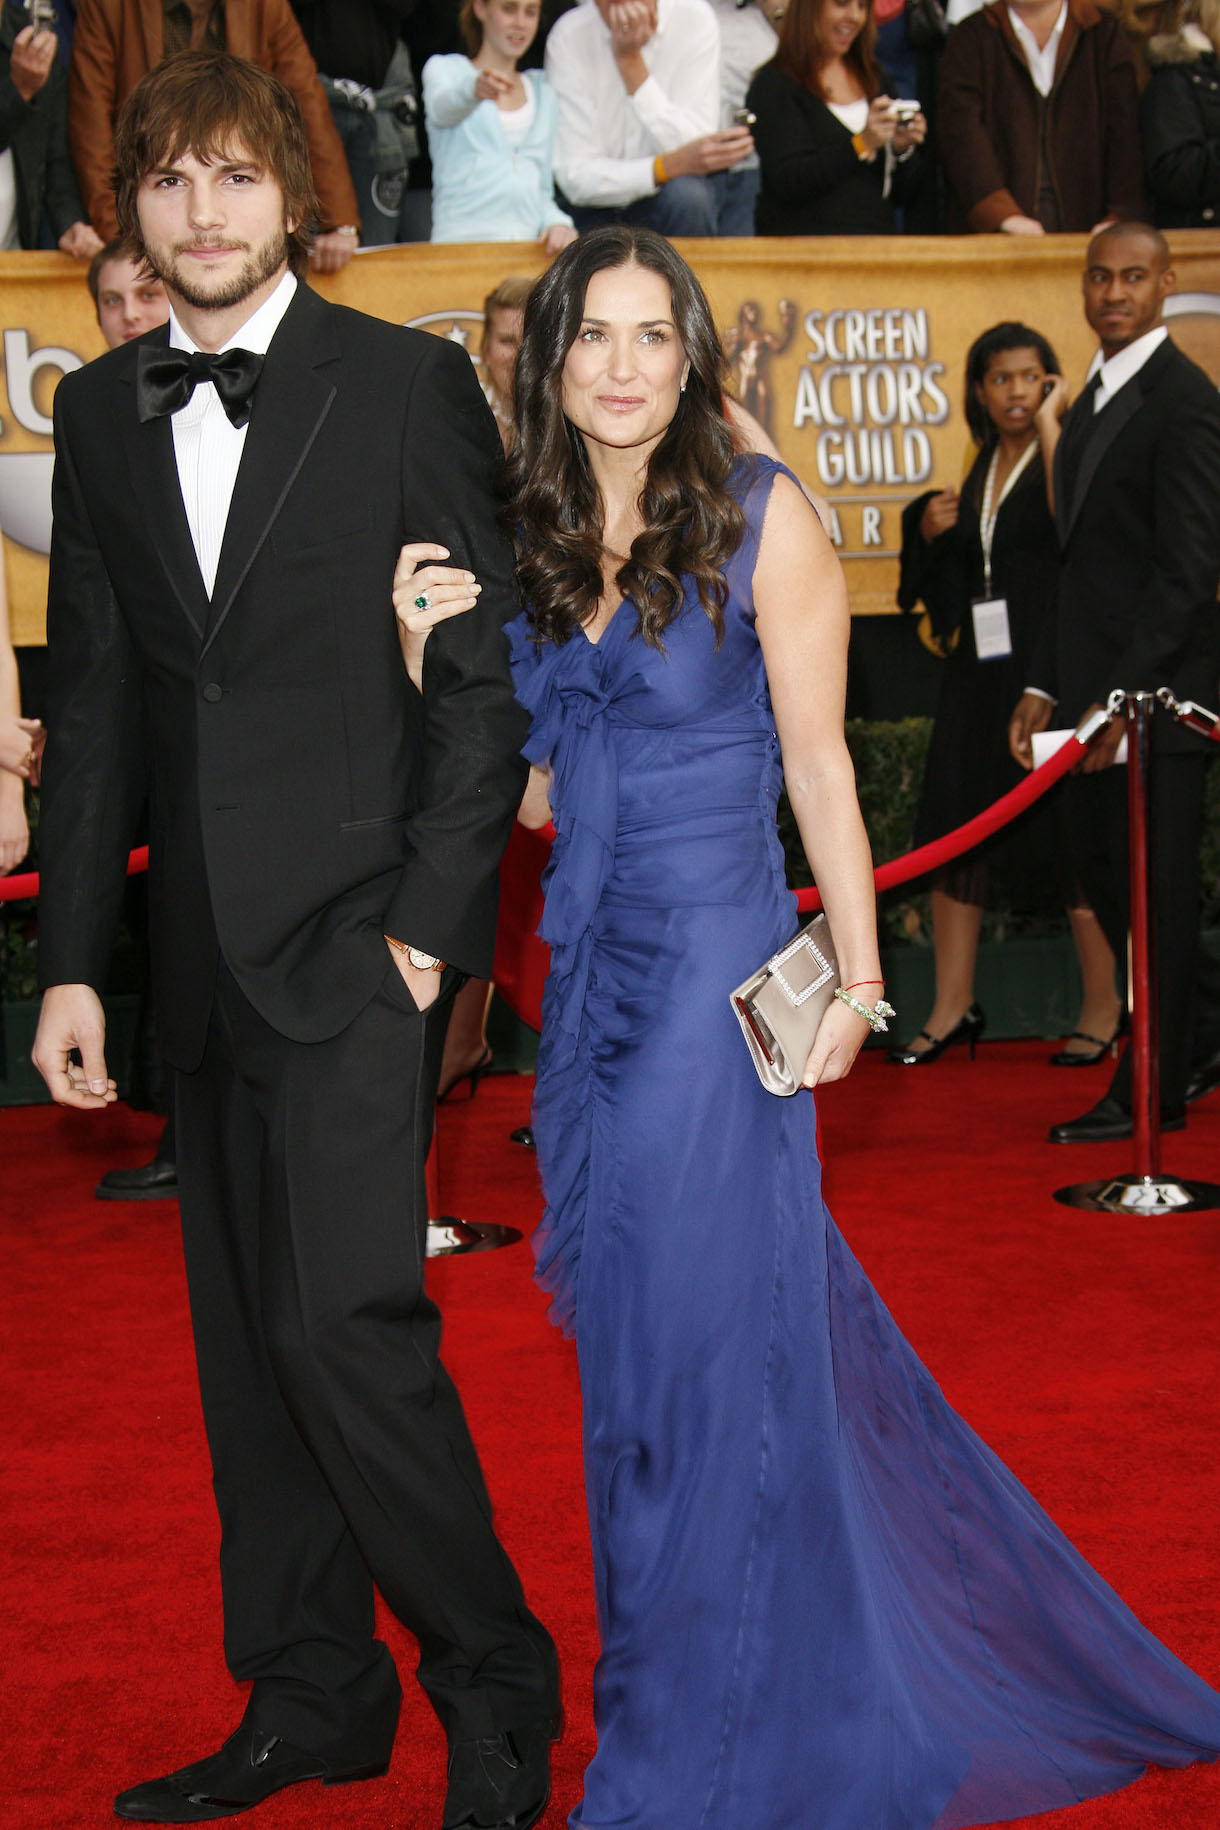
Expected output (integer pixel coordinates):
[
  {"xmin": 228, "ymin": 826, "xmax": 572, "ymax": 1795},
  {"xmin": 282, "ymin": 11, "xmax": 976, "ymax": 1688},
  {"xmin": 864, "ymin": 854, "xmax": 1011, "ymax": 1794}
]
[
  {"xmin": 1086, "ymin": 323, "xmax": 1170, "ymax": 394},
  {"xmin": 169, "ymin": 269, "xmax": 298, "ymax": 357}
]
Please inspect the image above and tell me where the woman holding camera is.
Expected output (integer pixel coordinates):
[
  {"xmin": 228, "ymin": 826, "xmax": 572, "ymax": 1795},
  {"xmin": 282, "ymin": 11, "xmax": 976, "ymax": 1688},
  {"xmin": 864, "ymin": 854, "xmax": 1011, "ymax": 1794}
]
[{"xmin": 747, "ymin": 0, "xmax": 926, "ymax": 232}]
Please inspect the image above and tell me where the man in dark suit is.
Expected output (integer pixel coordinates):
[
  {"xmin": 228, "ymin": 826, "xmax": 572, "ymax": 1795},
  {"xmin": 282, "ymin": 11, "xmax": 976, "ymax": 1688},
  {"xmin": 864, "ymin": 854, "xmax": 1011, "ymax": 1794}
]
[
  {"xmin": 31, "ymin": 48, "xmax": 558, "ymax": 1828},
  {"xmin": 1010, "ymin": 221, "xmax": 1220, "ymax": 1142}
]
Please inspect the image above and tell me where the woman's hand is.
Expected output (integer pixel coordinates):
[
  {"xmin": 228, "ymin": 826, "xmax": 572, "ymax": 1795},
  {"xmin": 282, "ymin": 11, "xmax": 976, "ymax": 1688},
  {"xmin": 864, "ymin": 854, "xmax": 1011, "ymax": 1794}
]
[
  {"xmin": 1035, "ymin": 374, "xmax": 1069, "ymax": 434},
  {"xmin": 919, "ymin": 488, "xmax": 958, "ymax": 542},
  {"xmin": 475, "ymin": 67, "xmax": 516, "ymax": 102},
  {"xmin": 0, "ymin": 774, "xmax": 29, "ymax": 875},
  {"xmin": 862, "ymin": 96, "xmax": 899, "ymax": 153},
  {"xmin": 892, "ymin": 108, "xmax": 926, "ymax": 153},
  {"xmin": 0, "ymin": 714, "xmax": 43, "ymax": 779},
  {"xmin": 801, "ymin": 995, "xmax": 874, "ymax": 1087},
  {"xmin": 541, "ymin": 223, "xmax": 578, "ymax": 253},
  {"xmin": 392, "ymin": 543, "xmax": 481, "ymax": 691}
]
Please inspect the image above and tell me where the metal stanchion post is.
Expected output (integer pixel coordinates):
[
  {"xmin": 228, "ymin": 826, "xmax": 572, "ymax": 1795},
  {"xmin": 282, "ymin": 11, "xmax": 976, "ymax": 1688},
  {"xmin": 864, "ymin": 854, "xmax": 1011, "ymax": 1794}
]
[
  {"xmin": 1055, "ymin": 690, "xmax": 1220, "ymax": 1216},
  {"xmin": 425, "ymin": 1125, "xmax": 523, "ymax": 1257}
]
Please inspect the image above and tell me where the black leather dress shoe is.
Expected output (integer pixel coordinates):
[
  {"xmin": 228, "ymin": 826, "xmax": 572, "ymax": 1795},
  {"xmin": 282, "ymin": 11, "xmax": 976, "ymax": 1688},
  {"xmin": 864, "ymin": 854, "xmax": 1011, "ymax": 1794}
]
[
  {"xmin": 1185, "ymin": 1049, "xmax": 1220, "ymax": 1105},
  {"xmin": 1047, "ymin": 1095, "xmax": 1186, "ymax": 1144},
  {"xmin": 442, "ymin": 1718, "xmax": 557, "ymax": 1830},
  {"xmin": 96, "ymin": 1157, "xmax": 179, "ymax": 1201},
  {"xmin": 113, "ymin": 1722, "xmax": 389, "ymax": 1822}
]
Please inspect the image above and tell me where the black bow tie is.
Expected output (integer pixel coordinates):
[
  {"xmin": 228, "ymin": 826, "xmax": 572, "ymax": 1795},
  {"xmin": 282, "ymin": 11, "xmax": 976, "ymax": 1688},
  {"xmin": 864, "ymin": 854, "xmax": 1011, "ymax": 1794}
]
[{"xmin": 136, "ymin": 343, "xmax": 265, "ymax": 428}]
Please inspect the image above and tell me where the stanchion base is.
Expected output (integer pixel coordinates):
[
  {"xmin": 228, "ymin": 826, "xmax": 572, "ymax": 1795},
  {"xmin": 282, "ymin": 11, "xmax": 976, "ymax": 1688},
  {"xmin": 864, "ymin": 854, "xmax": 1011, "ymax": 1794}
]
[
  {"xmin": 1054, "ymin": 1173, "xmax": 1220, "ymax": 1215},
  {"xmin": 425, "ymin": 1217, "xmax": 523, "ymax": 1257}
]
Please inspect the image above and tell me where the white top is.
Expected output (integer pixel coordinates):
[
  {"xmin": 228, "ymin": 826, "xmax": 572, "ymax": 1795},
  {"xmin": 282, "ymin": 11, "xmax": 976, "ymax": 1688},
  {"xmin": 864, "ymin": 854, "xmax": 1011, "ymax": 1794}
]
[
  {"xmin": 827, "ymin": 96, "xmax": 869, "ymax": 133},
  {"xmin": 707, "ymin": 0, "xmax": 776, "ymax": 132},
  {"xmin": 0, "ymin": 150, "xmax": 19, "ymax": 249},
  {"xmin": 169, "ymin": 270, "xmax": 297, "ymax": 598},
  {"xmin": 545, "ymin": 0, "xmax": 721, "ymax": 208},
  {"xmin": 1007, "ymin": 1, "xmax": 1067, "ymax": 97},
  {"xmin": 1086, "ymin": 324, "xmax": 1169, "ymax": 412},
  {"xmin": 499, "ymin": 80, "xmax": 537, "ymax": 142}
]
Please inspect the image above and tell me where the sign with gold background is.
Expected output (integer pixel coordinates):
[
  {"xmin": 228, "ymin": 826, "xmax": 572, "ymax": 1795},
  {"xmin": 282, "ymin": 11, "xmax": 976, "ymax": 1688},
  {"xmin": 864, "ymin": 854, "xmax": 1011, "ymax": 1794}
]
[{"xmin": 4, "ymin": 232, "xmax": 1219, "ymax": 644}]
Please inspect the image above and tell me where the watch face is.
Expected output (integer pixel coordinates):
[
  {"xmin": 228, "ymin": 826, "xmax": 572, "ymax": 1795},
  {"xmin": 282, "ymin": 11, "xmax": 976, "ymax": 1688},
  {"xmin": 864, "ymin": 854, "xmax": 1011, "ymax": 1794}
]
[{"xmin": 407, "ymin": 947, "xmax": 440, "ymax": 971}]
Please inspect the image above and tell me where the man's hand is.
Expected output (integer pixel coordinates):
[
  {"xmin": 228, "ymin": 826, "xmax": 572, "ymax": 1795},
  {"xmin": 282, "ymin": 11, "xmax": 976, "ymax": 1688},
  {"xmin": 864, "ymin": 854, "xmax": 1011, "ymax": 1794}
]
[
  {"xmin": 1000, "ymin": 213, "xmax": 1045, "ymax": 235},
  {"xmin": 1008, "ymin": 690, "xmax": 1054, "ymax": 770},
  {"xmin": 665, "ymin": 127, "xmax": 755, "ymax": 177},
  {"xmin": 32, "ymin": 984, "xmax": 118, "ymax": 1108},
  {"xmin": 310, "ymin": 229, "xmax": 357, "ymax": 273},
  {"xmin": 58, "ymin": 220, "xmax": 104, "ymax": 260},
  {"xmin": 1035, "ymin": 373, "xmax": 1069, "ymax": 435},
  {"xmin": 1078, "ymin": 701, "xmax": 1125, "ymax": 773},
  {"xmin": 11, "ymin": 24, "xmax": 56, "ymax": 101},
  {"xmin": 386, "ymin": 941, "xmax": 441, "ymax": 1011},
  {"xmin": 919, "ymin": 488, "xmax": 959, "ymax": 541},
  {"xmin": 608, "ymin": 0, "xmax": 657, "ymax": 53}
]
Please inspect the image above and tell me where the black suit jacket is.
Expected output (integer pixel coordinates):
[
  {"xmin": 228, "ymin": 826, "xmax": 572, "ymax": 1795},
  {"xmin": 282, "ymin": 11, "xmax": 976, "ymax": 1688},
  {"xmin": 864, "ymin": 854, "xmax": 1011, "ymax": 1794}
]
[
  {"xmin": 38, "ymin": 280, "xmax": 530, "ymax": 1070},
  {"xmin": 1032, "ymin": 335, "xmax": 1220, "ymax": 748}
]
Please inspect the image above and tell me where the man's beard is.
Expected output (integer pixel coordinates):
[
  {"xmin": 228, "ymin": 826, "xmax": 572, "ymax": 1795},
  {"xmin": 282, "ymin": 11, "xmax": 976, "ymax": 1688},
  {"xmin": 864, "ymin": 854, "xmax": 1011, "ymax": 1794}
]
[{"xmin": 146, "ymin": 225, "xmax": 290, "ymax": 312}]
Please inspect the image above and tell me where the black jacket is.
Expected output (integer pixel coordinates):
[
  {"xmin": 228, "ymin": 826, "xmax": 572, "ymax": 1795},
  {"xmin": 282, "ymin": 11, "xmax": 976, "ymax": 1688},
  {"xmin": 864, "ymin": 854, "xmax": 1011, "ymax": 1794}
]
[
  {"xmin": 0, "ymin": 0, "xmax": 85, "ymax": 246},
  {"xmin": 746, "ymin": 59, "xmax": 924, "ymax": 234},
  {"xmin": 1031, "ymin": 336, "xmax": 1220, "ymax": 750},
  {"xmin": 39, "ymin": 281, "xmax": 529, "ymax": 1068},
  {"xmin": 1141, "ymin": 27, "xmax": 1220, "ymax": 228}
]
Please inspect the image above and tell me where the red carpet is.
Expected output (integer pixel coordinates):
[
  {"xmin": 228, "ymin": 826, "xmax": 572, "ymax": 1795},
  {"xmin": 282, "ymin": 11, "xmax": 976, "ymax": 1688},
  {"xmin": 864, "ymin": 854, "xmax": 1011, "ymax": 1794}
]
[{"xmin": 2, "ymin": 1042, "xmax": 1219, "ymax": 1829}]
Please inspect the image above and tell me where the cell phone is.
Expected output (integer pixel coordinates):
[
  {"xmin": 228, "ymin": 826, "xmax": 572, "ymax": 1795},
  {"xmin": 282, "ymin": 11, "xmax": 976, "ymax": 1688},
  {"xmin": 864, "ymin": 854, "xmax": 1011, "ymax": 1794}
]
[
  {"xmin": 1041, "ymin": 378, "xmax": 1055, "ymax": 400},
  {"xmin": 25, "ymin": 0, "xmax": 57, "ymax": 30},
  {"xmin": 732, "ymin": 107, "xmax": 757, "ymax": 127},
  {"xmin": 890, "ymin": 99, "xmax": 921, "ymax": 123}
]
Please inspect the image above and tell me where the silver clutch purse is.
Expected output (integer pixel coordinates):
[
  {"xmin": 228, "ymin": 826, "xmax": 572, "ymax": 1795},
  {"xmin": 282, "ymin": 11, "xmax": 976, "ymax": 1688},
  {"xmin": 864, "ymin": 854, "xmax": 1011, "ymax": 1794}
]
[{"xmin": 730, "ymin": 914, "xmax": 840, "ymax": 1097}]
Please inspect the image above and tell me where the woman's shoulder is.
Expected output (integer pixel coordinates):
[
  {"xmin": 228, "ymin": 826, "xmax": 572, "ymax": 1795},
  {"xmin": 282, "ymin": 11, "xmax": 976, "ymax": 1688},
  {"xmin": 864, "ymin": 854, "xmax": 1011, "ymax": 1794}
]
[{"xmin": 746, "ymin": 58, "xmax": 801, "ymax": 99}]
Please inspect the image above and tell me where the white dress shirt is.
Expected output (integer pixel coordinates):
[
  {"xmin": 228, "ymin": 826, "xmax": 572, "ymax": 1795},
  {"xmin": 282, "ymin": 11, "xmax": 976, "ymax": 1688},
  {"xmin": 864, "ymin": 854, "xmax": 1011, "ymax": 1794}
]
[
  {"xmin": 169, "ymin": 270, "xmax": 297, "ymax": 598},
  {"xmin": 545, "ymin": 0, "xmax": 721, "ymax": 208},
  {"xmin": 1007, "ymin": 2, "xmax": 1067, "ymax": 97},
  {"xmin": 1085, "ymin": 324, "xmax": 1169, "ymax": 412}
]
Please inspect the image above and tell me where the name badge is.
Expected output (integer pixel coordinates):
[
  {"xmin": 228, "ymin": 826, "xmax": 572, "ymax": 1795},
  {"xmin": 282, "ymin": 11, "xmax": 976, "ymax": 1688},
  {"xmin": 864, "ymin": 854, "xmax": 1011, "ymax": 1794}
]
[{"xmin": 971, "ymin": 597, "xmax": 1013, "ymax": 661}]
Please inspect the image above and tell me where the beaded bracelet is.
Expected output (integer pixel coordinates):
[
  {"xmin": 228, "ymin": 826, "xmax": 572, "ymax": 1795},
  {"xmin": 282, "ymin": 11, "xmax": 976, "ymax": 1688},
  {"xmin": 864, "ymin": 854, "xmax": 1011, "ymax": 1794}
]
[{"xmin": 834, "ymin": 988, "xmax": 896, "ymax": 1033}]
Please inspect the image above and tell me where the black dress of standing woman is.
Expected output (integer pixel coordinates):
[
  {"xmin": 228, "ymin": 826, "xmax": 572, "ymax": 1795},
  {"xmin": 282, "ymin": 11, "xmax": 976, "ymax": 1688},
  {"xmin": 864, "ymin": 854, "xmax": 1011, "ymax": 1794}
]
[
  {"xmin": 890, "ymin": 322, "xmax": 1122, "ymax": 1065},
  {"xmin": 747, "ymin": 0, "xmax": 926, "ymax": 233}
]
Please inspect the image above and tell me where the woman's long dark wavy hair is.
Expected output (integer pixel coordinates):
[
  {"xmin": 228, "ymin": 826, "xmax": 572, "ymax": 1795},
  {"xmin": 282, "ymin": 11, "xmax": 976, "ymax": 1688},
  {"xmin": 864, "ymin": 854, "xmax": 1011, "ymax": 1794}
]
[
  {"xmin": 964, "ymin": 321, "xmax": 1060, "ymax": 446},
  {"xmin": 504, "ymin": 226, "xmax": 746, "ymax": 650}
]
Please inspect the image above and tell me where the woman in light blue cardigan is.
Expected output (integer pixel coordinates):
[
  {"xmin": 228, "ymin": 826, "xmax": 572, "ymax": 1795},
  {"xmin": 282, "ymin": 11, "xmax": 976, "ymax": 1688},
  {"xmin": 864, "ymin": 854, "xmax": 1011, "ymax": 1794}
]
[{"xmin": 423, "ymin": 0, "xmax": 577, "ymax": 248}]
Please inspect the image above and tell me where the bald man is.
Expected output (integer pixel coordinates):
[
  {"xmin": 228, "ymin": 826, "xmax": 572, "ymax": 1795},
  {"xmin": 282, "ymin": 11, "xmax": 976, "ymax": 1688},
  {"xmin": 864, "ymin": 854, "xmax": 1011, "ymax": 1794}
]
[{"xmin": 1010, "ymin": 222, "xmax": 1220, "ymax": 1140}]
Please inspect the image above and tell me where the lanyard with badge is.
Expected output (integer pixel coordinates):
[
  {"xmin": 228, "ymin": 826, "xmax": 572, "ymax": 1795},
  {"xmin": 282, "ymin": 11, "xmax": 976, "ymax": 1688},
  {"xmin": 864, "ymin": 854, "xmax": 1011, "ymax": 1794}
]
[{"xmin": 971, "ymin": 439, "xmax": 1037, "ymax": 661}]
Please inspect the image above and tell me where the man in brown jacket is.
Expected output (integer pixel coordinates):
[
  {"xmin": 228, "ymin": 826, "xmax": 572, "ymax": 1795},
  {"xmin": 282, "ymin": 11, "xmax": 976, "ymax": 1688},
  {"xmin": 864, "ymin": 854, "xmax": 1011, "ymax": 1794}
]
[
  {"xmin": 68, "ymin": 0, "xmax": 361, "ymax": 269},
  {"xmin": 937, "ymin": 0, "xmax": 1146, "ymax": 234}
]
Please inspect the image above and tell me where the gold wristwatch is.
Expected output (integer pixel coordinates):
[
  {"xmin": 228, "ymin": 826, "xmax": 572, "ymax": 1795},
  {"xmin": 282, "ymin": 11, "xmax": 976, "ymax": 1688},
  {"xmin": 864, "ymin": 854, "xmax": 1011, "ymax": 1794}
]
[{"xmin": 385, "ymin": 936, "xmax": 446, "ymax": 972}]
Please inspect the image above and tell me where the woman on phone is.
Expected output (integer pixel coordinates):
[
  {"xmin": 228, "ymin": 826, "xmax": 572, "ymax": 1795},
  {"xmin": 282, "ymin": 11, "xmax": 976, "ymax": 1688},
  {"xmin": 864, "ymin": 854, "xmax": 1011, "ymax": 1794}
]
[
  {"xmin": 891, "ymin": 322, "xmax": 1123, "ymax": 1066},
  {"xmin": 747, "ymin": 0, "xmax": 926, "ymax": 232}
]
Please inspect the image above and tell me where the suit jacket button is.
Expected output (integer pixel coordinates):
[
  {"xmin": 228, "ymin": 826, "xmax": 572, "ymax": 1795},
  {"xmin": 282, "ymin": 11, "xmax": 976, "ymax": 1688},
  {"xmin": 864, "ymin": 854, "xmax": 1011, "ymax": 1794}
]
[{"xmin": 202, "ymin": 682, "xmax": 223, "ymax": 703}]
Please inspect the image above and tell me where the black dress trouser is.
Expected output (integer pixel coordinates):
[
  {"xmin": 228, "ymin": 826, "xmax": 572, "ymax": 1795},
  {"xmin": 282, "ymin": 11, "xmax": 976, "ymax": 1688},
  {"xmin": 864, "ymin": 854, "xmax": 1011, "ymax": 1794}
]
[
  {"xmin": 174, "ymin": 955, "xmax": 558, "ymax": 1764},
  {"xmin": 1063, "ymin": 746, "xmax": 1220, "ymax": 1114}
]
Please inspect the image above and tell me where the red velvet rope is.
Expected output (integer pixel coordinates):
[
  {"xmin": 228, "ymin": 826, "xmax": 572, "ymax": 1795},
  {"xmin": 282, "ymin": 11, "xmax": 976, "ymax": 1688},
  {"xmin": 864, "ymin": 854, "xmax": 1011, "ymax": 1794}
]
[
  {"xmin": 0, "ymin": 735, "xmax": 1089, "ymax": 909},
  {"xmin": 793, "ymin": 731, "xmax": 1090, "ymax": 914}
]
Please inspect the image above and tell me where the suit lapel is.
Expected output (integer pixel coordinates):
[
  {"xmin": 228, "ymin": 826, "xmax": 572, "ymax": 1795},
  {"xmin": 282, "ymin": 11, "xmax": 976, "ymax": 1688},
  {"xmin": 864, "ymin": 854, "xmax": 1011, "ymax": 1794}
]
[
  {"xmin": 203, "ymin": 285, "xmax": 339, "ymax": 657},
  {"xmin": 1061, "ymin": 339, "xmax": 1176, "ymax": 543},
  {"xmin": 118, "ymin": 338, "xmax": 210, "ymax": 642}
]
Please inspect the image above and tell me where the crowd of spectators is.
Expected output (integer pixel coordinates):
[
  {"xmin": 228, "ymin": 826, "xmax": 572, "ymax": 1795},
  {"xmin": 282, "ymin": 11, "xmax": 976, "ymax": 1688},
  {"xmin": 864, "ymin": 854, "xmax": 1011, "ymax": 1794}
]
[{"xmin": 0, "ymin": 0, "xmax": 1214, "ymax": 255}]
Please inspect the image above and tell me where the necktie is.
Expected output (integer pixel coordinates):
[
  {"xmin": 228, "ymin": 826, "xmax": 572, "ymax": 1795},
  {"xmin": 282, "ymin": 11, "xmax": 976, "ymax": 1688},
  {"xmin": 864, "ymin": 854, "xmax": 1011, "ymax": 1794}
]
[
  {"xmin": 1055, "ymin": 369, "xmax": 1103, "ymax": 506},
  {"xmin": 136, "ymin": 344, "xmax": 265, "ymax": 428}
]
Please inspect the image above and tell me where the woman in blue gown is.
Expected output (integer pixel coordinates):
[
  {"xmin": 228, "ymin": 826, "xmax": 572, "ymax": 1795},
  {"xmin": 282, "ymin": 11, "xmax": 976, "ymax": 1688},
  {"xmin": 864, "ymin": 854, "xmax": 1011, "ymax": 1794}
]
[{"xmin": 397, "ymin": 226, "xmax": 1220, "ymax": 1830}]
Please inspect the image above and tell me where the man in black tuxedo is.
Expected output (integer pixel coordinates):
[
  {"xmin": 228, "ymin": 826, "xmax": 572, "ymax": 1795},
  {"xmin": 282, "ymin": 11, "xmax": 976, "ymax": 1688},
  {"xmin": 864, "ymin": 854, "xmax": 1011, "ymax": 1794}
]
[
  {"xmin": 32, "ymin": 49, "xmax": 558, "ymax": 1828},
  {"xmin": 1010, "ymin": 221, "xmax": 1220, "ymax": 1142}
]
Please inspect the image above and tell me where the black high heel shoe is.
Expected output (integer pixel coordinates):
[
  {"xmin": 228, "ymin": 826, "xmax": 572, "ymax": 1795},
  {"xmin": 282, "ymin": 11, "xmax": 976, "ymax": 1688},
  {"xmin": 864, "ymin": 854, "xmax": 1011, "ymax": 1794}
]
[
  {"xmin": 1048, "ymin": 1013, "xmax": 1126, "ymax": 1066},
  {"xmin": 887, "ymin": 1003, "xmax": 986, "ymax": 1065},
  {"xmin": 437, "ymin": 1045, "xmax": 493, "ymax": 1103}
]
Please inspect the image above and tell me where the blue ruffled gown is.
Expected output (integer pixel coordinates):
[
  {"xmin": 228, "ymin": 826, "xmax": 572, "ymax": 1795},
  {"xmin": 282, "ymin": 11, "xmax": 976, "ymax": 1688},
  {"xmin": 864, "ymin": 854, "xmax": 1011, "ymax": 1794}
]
[{"xmin": 507, "ymin": 457, "xmax": 1220, "ymax": 1830}]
